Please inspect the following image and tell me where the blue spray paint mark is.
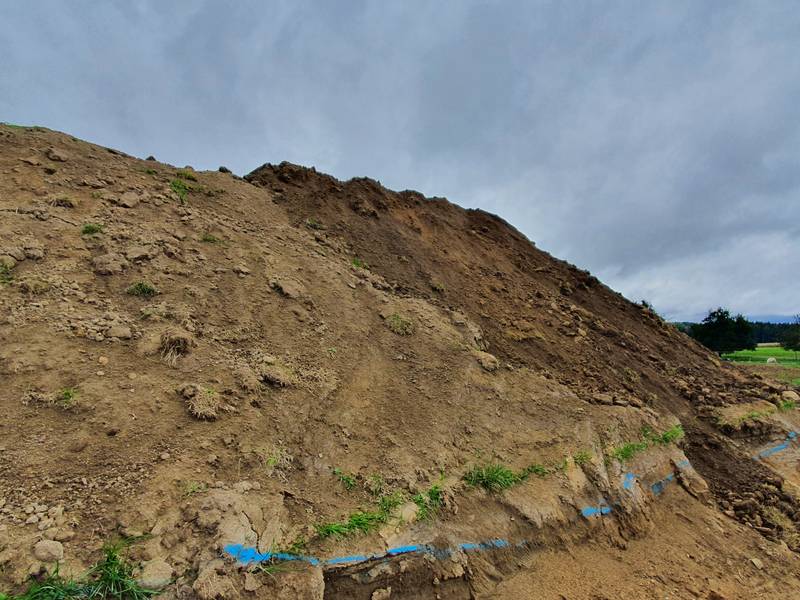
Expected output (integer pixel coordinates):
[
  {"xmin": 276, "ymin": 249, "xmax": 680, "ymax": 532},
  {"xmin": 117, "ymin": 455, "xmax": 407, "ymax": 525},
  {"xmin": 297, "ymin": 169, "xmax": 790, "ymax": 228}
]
[
  {"xmin": 622, "ymin": 472, "xmax": 637, "ymax": 490},
  {"xmin": 754, "ymin": 431, "xmax": 799, "ymax": 460},
  {"xmin": 223, "ymin": 455, "xmax": 705, "ymax": 569}
]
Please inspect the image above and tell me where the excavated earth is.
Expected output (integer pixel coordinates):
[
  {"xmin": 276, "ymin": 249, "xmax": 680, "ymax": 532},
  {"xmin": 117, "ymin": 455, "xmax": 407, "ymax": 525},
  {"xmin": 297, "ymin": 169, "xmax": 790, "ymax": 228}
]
[{"xmin": 1, "ymin": 124, "xmax": 800, "ymax": 599}]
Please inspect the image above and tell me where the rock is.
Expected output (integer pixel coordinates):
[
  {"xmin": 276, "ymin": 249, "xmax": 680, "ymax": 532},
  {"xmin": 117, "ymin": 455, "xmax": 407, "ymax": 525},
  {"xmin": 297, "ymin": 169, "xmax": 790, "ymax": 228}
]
[
  {"xmin": 750, "ymin": 557, "xmax": 763, "ymax": 570},
  {"xmin": 218, "ymin": 166, "xmax": 232, "ymax": 174},
  {"xmin": 766, "ymin": 357, "xmax": 778, "ymax": 364},
  {"xmin": 98, "ymin": 356, "xmax": 109, "ymax": 365},
  {"xmin": 33, "ymin": 540, "xmax": 63, "ymax": 562},
  {"xmin": 233, "ymin": 265, "xmax": 251, "ymax": 276},
  {"xmin": 372, "ymin": 587, "xmax": 392, "ymax": 600},
  {"xmin": 106, "ymin": 325, "xmax": 132, "ymax": 339},
  {"xmin": 473, "ymin": 350, "xmax": 499, "ymax": 372},
  {"xmin": 46, "ymin": 148, "xmax": 69, "ymax": 162},
  {"xmin": 781, "ymin": 390, "xmax": 799, "ymax": 403},
  {"xmin": 117, "ymin": 191, "xmax": 141, "ymax": 208},
  {"xmin": 243, "ymin": 572, "xmax": 261, "ymax": 592},
  {"xmin": 5, "ymin": 247, "xmax": 25, "ymax": 261},
  {"xmin": 23, "ymin": 243, "xmax": 44, "ymax": 260},
  {"xmin": 136, "ymin": 558, "xmax": 173, "ymax": 590},
  {"xmin": 592, "ymin": 392, "xmax": 614, "ymax": 405},
  {"xmin": 270, "ymin": 278, "xmax": 306, "ymax": 299},
  {"xmin": 193, "ymin": 559, "xmax": 237, "ymax": 600},
  {"xmin": 92, "ymin": 253, "xmax": 129, "ymax": 275},
  {"xmin": 0, "ymin": 255, "xmax": 17, "ymax": 270},
  {"xmin": 126, "ymin": 246, "xmax": 153, "ymax": 261}
]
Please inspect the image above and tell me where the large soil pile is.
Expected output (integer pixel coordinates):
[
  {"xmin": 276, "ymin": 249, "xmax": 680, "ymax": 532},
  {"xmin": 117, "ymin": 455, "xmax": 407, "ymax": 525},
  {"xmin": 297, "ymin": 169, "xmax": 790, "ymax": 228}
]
[{"xmin": 1, "ymin": 124, "xmax": 799, "ymax": 599}]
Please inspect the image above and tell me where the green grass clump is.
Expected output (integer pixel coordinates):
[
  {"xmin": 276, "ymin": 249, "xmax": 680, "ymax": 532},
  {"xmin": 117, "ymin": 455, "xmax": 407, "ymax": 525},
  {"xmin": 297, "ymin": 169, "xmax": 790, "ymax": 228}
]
[
  {"xmin": 333, "ymin": 468, "xmax": 357, "ymax": 491},
  {"xmin": 649, "ymin": 424, "xmax": 685, "ymax": 445},
  {"xmin": 386, "ymin": 313, "xmax": 414, "ymax": 336},
  {"xmin": 464, "ymin": 464, "xmax": 520, "ymax": 492},
  {"xmin": 170, "ymin": 179, "xmax": 189, "ymax": 203},
  {"xmin": 609, "ymin": 441, "xmax": 649, "ymax": 462},
  {"xmin": 81, "ymin": 223, "xmax": 104, "ymax": 235},
  {"xmin": 0, "ymin": 264, "xmax": 12, "ymax": 285},
  {"xmin": 175, "ymin": 169, "xmax": 197, "ymax": 181},
  {"xmin": 609, "ymin": 424, "xmax": 685, "ymax": 462},
  {"xmin": 413, "ymin": 484, "xmax": 443, "ymax": 520},
  {"xmin": 126, "ymin": 281, "xmax": 158, "ymax": 297},
  {"xmin": 315, "ymin": 509, "xmax": 387, "ymax": 539},
  {"xmin": 200, "ymin": 233, "xmax": 220, "ymax": 243},
  {"xmin": 2, "ymin": 541, "xmax": 160, "ymax": 600},
  {"xmin": 351, "ymin": 257, "xmax": 368, "ymax": 269},
  {"xmin": 778, "ymin": 399, "xmax": 797, "ymax": 412},
  {"xmin": 57, "ymin": 387, "xmax": 78, "ymax": 408},
  {"xmin": 572, "ymin": 450, "xmax": 592, "ymax": 465}
]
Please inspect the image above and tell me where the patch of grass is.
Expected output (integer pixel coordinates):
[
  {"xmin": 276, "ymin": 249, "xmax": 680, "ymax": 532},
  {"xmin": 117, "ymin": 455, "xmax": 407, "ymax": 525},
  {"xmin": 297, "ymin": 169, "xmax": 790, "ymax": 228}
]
[
  {"xmin": 183, "ymin": 481, "xmax": 207, "ymax": 497},
  {"xmin": 572, "ymin": 450, "xmax": 592, "ymax": 465},
  {"xmin": 722, "ymin": 346, "xmax": 800, "ymax": 367},
  {"xmin": 366, "ymin": 474, "xmax": 384, "ymax": 496},
  {"xmin": 386, "ymin": 313, "xmax": 414, "ymax": 336},
  {"xmin": 0, "ymin": 264, "xmax": 12, "ymax": 286},
  {"xmin": 378, "ymin": 491, "xmax": 405, "ymax": 514},
  {"xmin": 333, "ymin": 468, "xmax": 357, "ymax": 491},
  {"xmin": 778, "ymin": 399, "xmax": 796, "ymax": 412},
  {"xmin": 413, "ymin": 483, "xmax": 444, "ymax": 520},
  {"xmin": 170, "ymin": 179, "xmax": 189, "ymax": 203},
  {"xmin": 464, "ymin": 464, "xmax": 520, "ymax": 492},
  {"xmin": 3, "ymin": 540, "xmax": 160, "ymax": 600},
  {"xmin": 126, "ymin": 281, "xmax": 158, "ymax": 297},
  {"xmin": 647, "ymin": 424, "xmax": 685, "ymax": 445},
  {"xmin": 57, "ymin": 387, "xmax": 78, "ymax": 408},
  {"xmin": 609, "ymin": 440, "xmax": 649, "ymax": 462},
  {"xmin": 315, "ymin": 509, "xmax": 387, "ymax": 539},
  {"xmin": 520, "ymin": 463, "xmax": 550, "ymax": 478},
  {"xmin": 351, "ymin": 257, "xmax": 368, "ymax": 269},
  {"xmin": 81, "ymin": 223, "xmax": 104, "ymax": 235},
  {"xmin": 175, "ymin": 169, "xmax": 197, "ymax": 181},
  {"xmin": 200, "ymin": 233, "xmax": 220, "ymax": 243}
]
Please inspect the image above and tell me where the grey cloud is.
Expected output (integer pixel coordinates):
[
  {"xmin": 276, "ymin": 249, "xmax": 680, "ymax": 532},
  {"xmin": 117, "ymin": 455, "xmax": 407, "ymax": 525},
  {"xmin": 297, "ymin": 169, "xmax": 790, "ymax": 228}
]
[{"xmin": 1, "ymin": 0, "xmax": 798, "ymax": 321}]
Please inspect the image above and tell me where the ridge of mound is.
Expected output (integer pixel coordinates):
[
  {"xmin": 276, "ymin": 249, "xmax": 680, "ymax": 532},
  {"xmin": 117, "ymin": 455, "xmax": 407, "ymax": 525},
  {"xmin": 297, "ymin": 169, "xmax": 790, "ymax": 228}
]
[{"xmin": 1, "ymin": 124, "xmax": 799, "ymax": 598}]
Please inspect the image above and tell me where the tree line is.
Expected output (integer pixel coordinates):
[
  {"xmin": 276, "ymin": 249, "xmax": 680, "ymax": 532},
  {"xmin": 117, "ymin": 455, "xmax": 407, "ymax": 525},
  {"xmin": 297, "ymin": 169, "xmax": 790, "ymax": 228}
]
[{"xmin": 676, "ymin": 309, "xmax": 800, "ymax": 355}]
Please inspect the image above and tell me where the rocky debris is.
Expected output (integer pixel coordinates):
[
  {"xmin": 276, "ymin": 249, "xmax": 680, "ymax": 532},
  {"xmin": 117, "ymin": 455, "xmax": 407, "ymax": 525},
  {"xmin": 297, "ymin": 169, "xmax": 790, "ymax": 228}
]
[
  {"xmin": 233, "ymin": 264, "xmax": 251, "ymax": 276},
  {"xmin": 781, "ymin": 390, "xmax": 799, "ymax": 403},
  {"xmin": 115, "ymin": 191, "xmax": 142, "ymax": 208},
  {"xmin": 270, "ymin": 277, "xmax": 305, "ymax": 299},
  {"xmin": 136, "ymin": 558, "xmax": 173, "ymax": 590},
  {"xmin": 32, "ymin": 540, "xmax": 63, "ymax": 562},
  {"xmin": 92, "ymin": 252, "xmax": 129, "ymax": 275},
  {"xmin": 371, "ymin": 587, "xmax": 392, "ymax": 600},
  {"xmin": 193, "ymin": 559, "xmax": 238, "ymax": 600},
  {"xmin": 473, "ymin": 350, "xmax": 499, "ymax": 372},
  {"xmin": 125, "ymin": 245, "xmax": 156, "ymax": 262},
  {"xmin": 106, "ymin": 324, "xmax": 133, "ymax": 340},
  {"xmin": 46, "ymin": 148, "xmax": 69, "ymax": 162}
]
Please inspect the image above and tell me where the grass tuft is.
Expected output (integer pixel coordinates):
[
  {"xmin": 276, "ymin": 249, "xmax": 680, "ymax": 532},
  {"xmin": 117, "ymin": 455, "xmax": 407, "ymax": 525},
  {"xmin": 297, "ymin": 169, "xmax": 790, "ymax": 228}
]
[
  {"xmin": 385, "ymin": 313, "xmax": 414, "ymax": 336},
  {"xmin": 57, "ymin": 387, "xmax": 78, "ymax": 408},
  {"xmin": 175, "ymin": 169, "xmax": 197, "ymax": 181},
  {"xmin": 170, "ymin": 179, "xmax": 189, "ymax": 203},
  {"xmin": 81, "ymin": 223, "xmax": 104, "ymax": 235},
  {"xmin": 464, "ymin": 464, "xmax": 520, "ymax": 492},
  {"xmin": 126, "ymin": 281, "xmax": 158, "ymax": 298},
  {"xmin": 333, "ymin": 468, "xmax": 357, "ymax": 491},
  {"xmin": 351, "ymin": 257, "xmax": 368, "ymax": 269},
  {"xmin": 200, "ymin": 233, "xmax": 220, "ymax": 243},
  {"xmin": 413, "ymin": 483, "xmax": 444, "ymax": 520},
  {"xmin": 0, "ymin": 264, "xmax": 12, "ymax": 286},
  {"xmin": 2, "ymin": 540, "xmax": 160, "ymax": 600}
]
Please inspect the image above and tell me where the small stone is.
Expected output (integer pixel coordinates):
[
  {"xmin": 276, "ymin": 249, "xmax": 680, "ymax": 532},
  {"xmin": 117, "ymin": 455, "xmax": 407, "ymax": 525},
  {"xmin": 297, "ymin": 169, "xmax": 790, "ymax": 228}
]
[
  {"xmin": 98, "ymin": 356, "xmax": 109, "ymax": 365},
  {"xmin": 25, "ymin": 515, "xmax": 39, "ymax": 525},
  {"xmin": 473, "ymin": 350, "xmax": 499, "ymax": 372},
  {"xmin": 92, "ymin": 253, "xmax": 129, "ymax": 275},
  {"xmin": 160, "ymin": 452, "xmax": 171, "ymax": 460},
  {"xmin": 106, "ymin": 325, "xmax": 132, "ymax": 339},
  {"xmin": 233, "ymin": 265, "xmax": 251, "ymax": 276},
  {"xmin": 136, "ymin": 558, "xmax": 173, "ymax": 590},
  {"xmin": 46, "ymin": 148, "xmax": 69, "ymax": 162},
  {"xmin": 781, "ymin": 390, "xmax": 799, "ymax": 403},
  {"xmin": 33, "ymin": 540, "xmax": 64, "ymax": 562},
  {"xmin": 750, "ymin": 557, "xmax": 763, "ymax": 570},
  {"xmin": 372, "ymin": 588, "xmax": 392, "ymax": 600},
  {"xmin": 117, "ymin": 192, "xmax": 141, "ymax": 208},
  {"xmin": 592, "ymin": 392, "xmax": 614, "ymax": 405}
]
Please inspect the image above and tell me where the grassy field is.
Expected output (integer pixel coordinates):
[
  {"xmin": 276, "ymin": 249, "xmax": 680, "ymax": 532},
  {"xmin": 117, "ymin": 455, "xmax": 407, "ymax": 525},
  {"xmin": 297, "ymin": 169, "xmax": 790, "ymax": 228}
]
[
  {"xmin": 722, "ymin": 346, "xmax": 800, "ymax": 386},
  {"xmin": 722, "ymin": 346, "xmax": 800, "ymax": 366}
]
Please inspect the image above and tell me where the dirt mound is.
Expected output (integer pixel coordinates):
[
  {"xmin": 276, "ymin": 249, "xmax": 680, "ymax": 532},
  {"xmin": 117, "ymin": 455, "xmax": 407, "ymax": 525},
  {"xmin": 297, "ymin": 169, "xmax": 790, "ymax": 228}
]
[{"xmin": 1, "ymin": 124, "xmax": 800, "ymax": 598}]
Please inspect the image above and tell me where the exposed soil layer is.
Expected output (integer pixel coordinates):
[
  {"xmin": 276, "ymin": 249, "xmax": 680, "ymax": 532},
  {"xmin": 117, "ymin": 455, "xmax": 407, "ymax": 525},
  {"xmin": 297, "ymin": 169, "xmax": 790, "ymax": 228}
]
[{"xmin": 1, "ymin": 125, "xmax": 800, "ymax": 598}]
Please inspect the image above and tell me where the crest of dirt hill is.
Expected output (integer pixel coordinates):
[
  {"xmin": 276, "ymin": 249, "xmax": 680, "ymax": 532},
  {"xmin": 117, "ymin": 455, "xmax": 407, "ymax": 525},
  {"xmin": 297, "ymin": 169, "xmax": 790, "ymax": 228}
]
[{"xmin": 1, "ymin": 125, "xmax": 799, "ymax": 599}]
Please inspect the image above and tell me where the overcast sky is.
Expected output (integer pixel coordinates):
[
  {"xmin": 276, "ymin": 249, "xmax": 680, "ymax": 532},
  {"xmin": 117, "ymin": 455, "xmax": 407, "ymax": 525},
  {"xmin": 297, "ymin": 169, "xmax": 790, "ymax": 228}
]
[{"xmin": 2, "ymin": 1, "xmax": 798, "ymax": 321}]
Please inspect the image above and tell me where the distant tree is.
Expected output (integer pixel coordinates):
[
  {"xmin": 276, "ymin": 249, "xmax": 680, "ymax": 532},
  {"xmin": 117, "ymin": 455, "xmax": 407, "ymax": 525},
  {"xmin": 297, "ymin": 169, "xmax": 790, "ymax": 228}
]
[
  {"xmin": 690, "ymin": 307, "xmax": 756, "ymax": 354},
  {"xmin": 782, "ymin": 315, "xmax": 800, "ymax": 360}
]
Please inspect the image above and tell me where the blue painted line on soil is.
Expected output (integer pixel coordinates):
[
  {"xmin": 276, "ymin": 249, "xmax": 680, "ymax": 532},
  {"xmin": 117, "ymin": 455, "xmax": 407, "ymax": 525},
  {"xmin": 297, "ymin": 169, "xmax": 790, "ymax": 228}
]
[
  {"xmin": 754, "ymin": 431, "xmax": 798, "ymax": 460},
  {"xmin": 220, "ymin": 454, "xmax": 717, "ymax": 570}
]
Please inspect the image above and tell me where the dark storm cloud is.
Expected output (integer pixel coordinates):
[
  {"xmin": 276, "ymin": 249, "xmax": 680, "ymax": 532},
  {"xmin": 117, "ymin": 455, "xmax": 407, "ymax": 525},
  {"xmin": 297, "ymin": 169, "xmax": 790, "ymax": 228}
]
[{"xmin": 2, "ymin": 1, "xmax": 798, "ymax": 320}]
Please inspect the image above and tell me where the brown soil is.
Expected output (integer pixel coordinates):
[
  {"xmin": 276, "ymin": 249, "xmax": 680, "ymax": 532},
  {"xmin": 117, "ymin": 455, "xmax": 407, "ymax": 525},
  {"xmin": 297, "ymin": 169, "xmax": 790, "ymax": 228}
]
[{"xmin": 1, "ymin": 124, "xmax": 799, "ymax": 599}]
